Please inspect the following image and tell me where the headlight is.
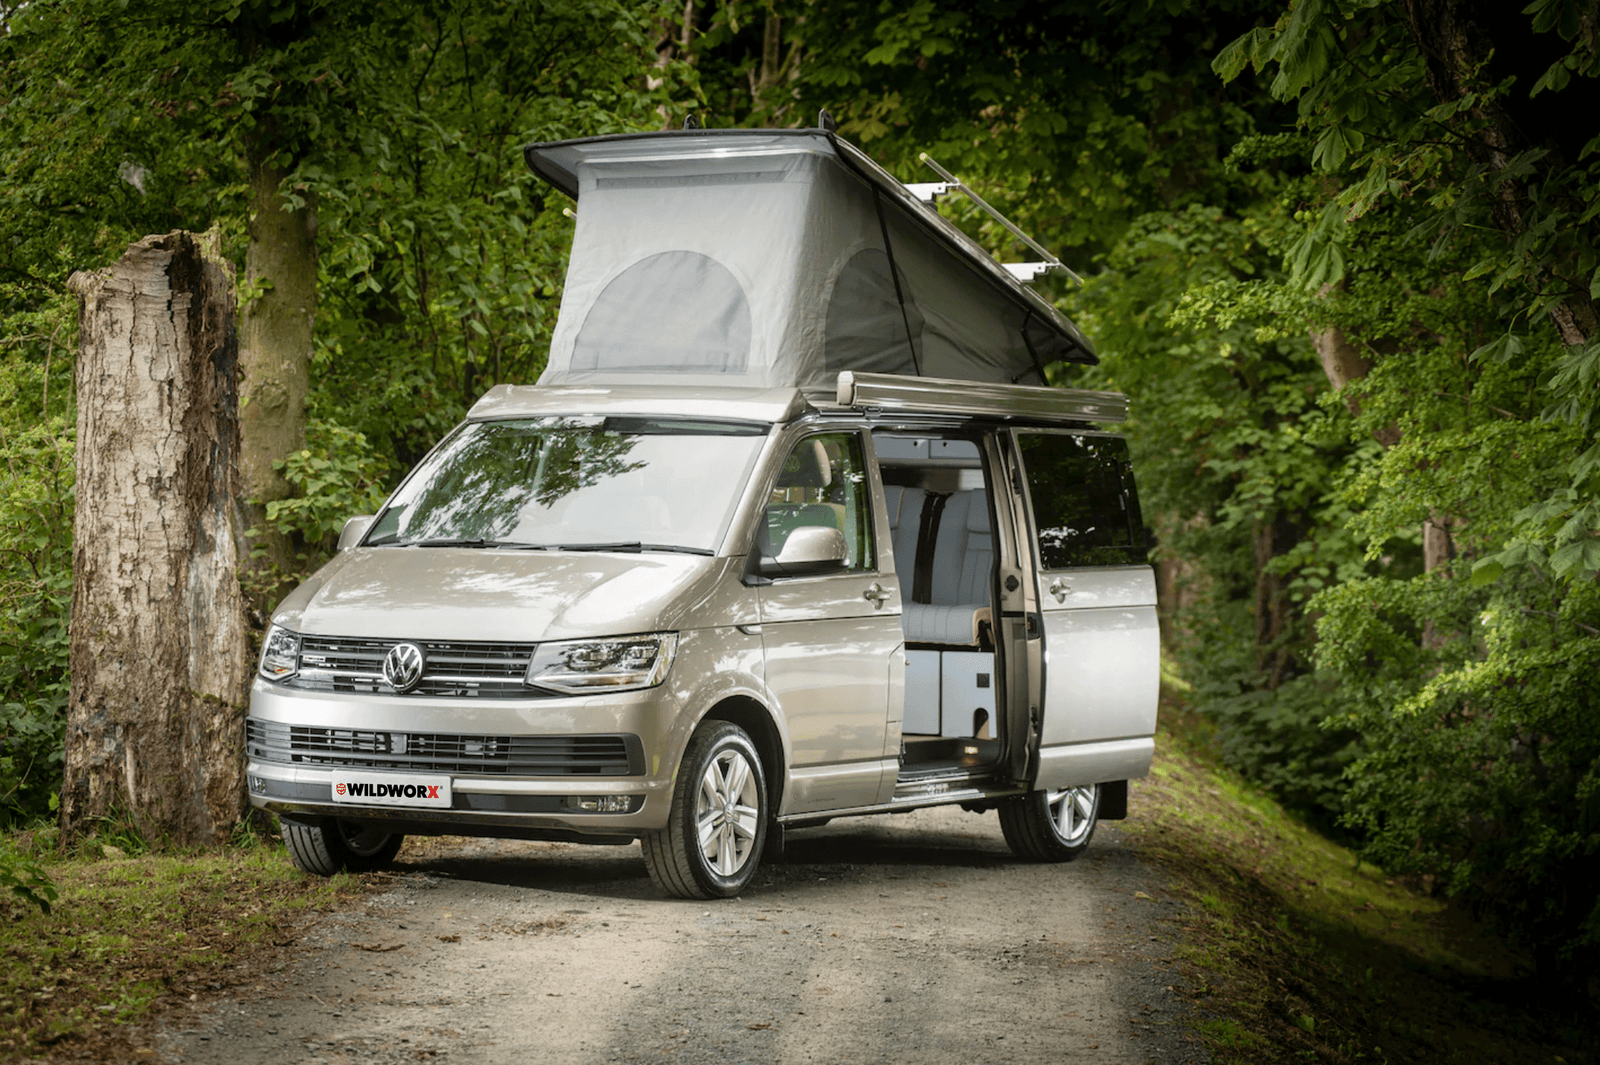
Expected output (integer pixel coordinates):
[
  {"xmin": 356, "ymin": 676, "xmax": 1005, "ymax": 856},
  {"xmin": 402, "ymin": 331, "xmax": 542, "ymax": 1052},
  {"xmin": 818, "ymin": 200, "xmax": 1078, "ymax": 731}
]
[
  {"xmin": 525, "ymin": 633, "xmax": 678, "ymax": 694},
  {"xmin": 259, "ymin": 625, "xmax": 300, "ymax": 681}
]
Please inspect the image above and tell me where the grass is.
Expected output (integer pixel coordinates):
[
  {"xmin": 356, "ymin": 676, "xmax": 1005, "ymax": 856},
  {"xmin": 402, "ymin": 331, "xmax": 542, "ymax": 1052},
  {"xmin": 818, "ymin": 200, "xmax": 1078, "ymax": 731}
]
[
  {"xmin": 1129, "ymin": 698, "xmax": 1599, "ymax": 1064},
  {"xmin": 0, "ymin": 830, "xmax": 361, "ymax": 1062}
]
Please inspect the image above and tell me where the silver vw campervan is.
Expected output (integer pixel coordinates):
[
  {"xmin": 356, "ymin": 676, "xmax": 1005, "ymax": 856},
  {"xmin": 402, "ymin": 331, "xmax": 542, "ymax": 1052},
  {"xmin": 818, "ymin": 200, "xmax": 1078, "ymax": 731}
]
[{"xmin": 245, "ymin": 128, "xmax": 1159, "ymax": 899}]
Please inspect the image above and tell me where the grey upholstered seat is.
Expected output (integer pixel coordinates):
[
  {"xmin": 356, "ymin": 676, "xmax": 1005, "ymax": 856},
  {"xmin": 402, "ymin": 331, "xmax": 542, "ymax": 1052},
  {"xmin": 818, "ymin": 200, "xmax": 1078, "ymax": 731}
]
[
  {"xmin": 881, "ymin": 485, "xmax": 926, "ymax": 579},
  {"xmin": 888, "ymin": 486, "xmax": 993, "ymax": 646}
]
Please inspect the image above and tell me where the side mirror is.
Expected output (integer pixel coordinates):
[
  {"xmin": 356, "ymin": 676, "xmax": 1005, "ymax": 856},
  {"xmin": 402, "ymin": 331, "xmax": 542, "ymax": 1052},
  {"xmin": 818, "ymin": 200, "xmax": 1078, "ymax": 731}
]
[
  {"xmin": 337, "ymin": 515, "xmax": 376, "ymax": 552},
  {"xmin": 758, "ymin": 525, "xmax": 849, "ymax": 578}
]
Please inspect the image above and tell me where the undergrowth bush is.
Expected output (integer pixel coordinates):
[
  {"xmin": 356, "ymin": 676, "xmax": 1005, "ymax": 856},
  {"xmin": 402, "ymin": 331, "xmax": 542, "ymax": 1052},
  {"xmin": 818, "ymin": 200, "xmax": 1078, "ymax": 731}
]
[
  {"xmin": 0, "ymin": 295, "xmax": 75, "ymax": 830},
  {"xmin": 1197, "ymin": 671, "xmax": 1358, "ymax": 832},
  {"xmin": 264, "ymin": 417, "xmax": 394, "ymax": 560},
  {"xmin": 0, "ymin": 836, "xmax": 56, "ymax": 913},
  {"xmin": 1319, "ymin": 570, "xmax": 1600, "ymax": 976}
]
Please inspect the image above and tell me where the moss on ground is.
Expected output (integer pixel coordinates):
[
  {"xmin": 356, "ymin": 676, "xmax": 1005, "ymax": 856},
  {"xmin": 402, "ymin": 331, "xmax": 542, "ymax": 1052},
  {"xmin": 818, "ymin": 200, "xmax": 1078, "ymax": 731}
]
[
  {"xmin": 1132, "ymin": 701, "xmax": 1598, "ymax": 1064},
  {"xmin": 0, "ymin": 836, "xmax": 359, "ymax": 1061}
]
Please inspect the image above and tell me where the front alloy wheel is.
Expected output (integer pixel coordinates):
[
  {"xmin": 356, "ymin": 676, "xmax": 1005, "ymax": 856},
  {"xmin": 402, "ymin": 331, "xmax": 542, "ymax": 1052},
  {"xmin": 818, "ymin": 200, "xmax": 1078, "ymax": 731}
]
[{"xmin": 643, "ymin": 720, "xmax": 767, "ymax": 898}]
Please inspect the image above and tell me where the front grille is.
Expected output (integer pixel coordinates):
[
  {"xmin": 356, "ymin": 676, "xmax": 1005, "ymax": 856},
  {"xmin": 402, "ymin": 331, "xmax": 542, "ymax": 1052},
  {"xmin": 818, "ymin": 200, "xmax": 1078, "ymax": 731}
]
[
  {"xmin": 247, "ymin": 719, "xmax": 644, "ymax": 776},
  {"xmin": 289, "ymin": 636, "xmax": 538, "ymax": 698}
]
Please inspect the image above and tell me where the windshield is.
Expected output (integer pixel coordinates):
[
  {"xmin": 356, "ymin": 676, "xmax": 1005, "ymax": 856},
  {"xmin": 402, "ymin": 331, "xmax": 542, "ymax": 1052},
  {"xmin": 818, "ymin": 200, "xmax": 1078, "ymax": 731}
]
[{"xmin": 365, "ymin": 416, "xmax": 770, "ymax": 553}]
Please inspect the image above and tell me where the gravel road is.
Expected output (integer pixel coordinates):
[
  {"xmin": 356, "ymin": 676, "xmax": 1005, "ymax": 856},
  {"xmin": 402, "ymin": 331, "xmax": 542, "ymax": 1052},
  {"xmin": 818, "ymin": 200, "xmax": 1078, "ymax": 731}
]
[{"xmin": 152, "ymin": 805, "xmax": 1204, "ymax": 1064}]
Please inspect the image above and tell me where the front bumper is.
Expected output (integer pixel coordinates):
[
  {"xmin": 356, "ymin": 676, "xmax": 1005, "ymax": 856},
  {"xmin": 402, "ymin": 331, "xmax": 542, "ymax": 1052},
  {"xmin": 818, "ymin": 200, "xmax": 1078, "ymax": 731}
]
[{"xmin": 245, "ymin": 678, "xmax": 679, "ymax": 838}]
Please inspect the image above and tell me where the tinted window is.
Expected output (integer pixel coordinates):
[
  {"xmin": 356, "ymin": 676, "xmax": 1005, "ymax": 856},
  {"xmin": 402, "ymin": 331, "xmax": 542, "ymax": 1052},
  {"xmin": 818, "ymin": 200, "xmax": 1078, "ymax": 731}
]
[{"xmin": 1017, "ymin": 432, "xmax": 1145, "ymax": 568}]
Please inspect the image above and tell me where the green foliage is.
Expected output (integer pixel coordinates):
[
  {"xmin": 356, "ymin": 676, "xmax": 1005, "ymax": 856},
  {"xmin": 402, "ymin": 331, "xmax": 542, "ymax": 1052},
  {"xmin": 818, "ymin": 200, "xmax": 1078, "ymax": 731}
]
[
  {"xmin": 707, "ymin": 0, "xmax": 1295, "ymax": 257},
  {"xmin": 1317, "ymin": 572, "xmax": 1600, "ymax": 972},
  {"xmin": 0, "ymin": 293, "xmax": 75, "ymax": 830},
  {"xmin": 1197, "ymin": 0, "xmax": 1600, "ymax": 972},
  {"xmin": 1068, "ymin": 201, "xmax": 1369, "ymax": 826},
  {"xmin": 0, "ymin": 838, "xmax": 57, "ymax": 915},
  {"xmin": 1215, "ymin": 0, "xmax": 1600, "ymax": 587},
  {"xmin": 0, "ymin": 0, "xmax": 686, "ymax": 828},
  {"xmin": 1195, "ymin": 673, "xmax": 1357, "ymax": 826},
  {"xmin": 265, "ymin": 420, "xmax": 393, "ymax": 554}
]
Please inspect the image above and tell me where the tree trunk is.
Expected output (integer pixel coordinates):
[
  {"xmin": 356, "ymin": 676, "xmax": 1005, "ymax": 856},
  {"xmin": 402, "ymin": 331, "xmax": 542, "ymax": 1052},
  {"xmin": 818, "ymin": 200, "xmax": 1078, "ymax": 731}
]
[
  {"xmin": 239, "ymin": 136, "xmax": 316, "ymax": 601},
  {"xmin": 62, "ymin": 231, "xmax": 251, "ymax": 846},
  {"xmin": 1252, "ymin": 517, "xmax": 1291, "ymax": 689},
  {"xmin": 1311, "ymin": 291, "xmax": 1402, "ymax": 447}
]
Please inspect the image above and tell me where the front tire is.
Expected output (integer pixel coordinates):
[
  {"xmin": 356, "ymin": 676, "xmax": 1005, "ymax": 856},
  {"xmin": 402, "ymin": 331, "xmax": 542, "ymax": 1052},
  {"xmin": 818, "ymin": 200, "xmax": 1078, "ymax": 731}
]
[
  {"xmin": 998, "ymin": 784, "xmax": 1100, "ymax": 862},
  {"xmin": 642, "ymin": 720, "xmax": 768, "ymax": 899},
  {"xmin": 282, "ymin": 818, "xmax": 404, "ymax": 876}
]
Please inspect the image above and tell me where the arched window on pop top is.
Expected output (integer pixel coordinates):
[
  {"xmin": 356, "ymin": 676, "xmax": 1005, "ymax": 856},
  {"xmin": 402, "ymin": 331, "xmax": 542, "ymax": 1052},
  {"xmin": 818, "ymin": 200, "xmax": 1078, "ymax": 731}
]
[{"xmin": 572, "ymin": 250, "xmax": 752, "ymax": 374}]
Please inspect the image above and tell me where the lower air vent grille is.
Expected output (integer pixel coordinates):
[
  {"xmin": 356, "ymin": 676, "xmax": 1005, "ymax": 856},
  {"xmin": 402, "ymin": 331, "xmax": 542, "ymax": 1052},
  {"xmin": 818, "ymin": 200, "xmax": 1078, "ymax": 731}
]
[{"xmin": 247, "ymin": 719, "xmax": 644, "ymax": 776}]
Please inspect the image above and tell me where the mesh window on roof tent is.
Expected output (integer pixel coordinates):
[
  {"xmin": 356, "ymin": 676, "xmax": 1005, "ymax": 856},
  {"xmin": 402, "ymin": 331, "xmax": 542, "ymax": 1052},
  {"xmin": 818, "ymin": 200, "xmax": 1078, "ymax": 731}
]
[{"xmin": 572, "ymin": 250, "xmax": 752, "ymax": 374}]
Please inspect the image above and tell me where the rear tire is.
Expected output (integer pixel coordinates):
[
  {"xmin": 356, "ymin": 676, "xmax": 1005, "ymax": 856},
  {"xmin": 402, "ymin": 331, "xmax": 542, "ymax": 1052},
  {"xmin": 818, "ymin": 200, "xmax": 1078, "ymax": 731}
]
[
  {"xmin": 998, "ymin": 784, "xmax": 1099, "ymax": 862},
  {"xmin": 282, "ymin": 818, "xmax": 404, "ymax": 875},
  {"xmin": 642, "ymin": 720, "xmax": 768, "ymax": 899}
]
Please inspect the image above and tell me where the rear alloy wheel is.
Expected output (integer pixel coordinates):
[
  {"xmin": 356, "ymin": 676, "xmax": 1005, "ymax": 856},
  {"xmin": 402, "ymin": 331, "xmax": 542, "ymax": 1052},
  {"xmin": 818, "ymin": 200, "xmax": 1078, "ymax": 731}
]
[
  {"xmin": 642, "ymin": 720, "xmax": 767, "ymax": 899},
  {"xmin": 998, "ymin": 783, "xmax": 1100, "ymax": 862},
  {"xmin": 281, "ymin": 818, "xmax": 404, "ymax": 876}
]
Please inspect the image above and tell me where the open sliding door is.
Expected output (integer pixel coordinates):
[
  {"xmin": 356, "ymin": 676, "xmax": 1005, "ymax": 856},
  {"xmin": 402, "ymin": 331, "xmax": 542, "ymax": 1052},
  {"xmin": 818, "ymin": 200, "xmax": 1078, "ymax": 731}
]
[{"xmin": 1011, "ymin": 430, "xmax": 1159, "ymax": 790}]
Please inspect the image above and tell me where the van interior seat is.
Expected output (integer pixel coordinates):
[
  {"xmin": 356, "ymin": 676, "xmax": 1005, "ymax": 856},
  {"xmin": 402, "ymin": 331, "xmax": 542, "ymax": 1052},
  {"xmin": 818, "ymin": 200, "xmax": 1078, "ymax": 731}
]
[
  {"xmin": 929, "ymin": 490, "xmax": 993, "ymax": 606},
  {"xmin": 885, "ymin": 485, "xmax": 994, "ymax": 646},
  {"xmin": 766, "ymin": 439, "xmax": 846, "ymax": 554},
  {"xmin": 882, "ymin": 485, "xmax": 926, "ymax": 577}
]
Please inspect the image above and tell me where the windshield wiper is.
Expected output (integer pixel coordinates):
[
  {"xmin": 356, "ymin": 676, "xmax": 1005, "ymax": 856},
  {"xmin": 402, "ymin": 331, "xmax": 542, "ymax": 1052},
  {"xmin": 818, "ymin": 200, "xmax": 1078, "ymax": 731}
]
[
  {"xmin": 391, "ymin": 539, "xmax": 711, "ymax": 554},
  {"xmin": 543, "ymin": 542, "xmax": 714, "ymax": 555}
]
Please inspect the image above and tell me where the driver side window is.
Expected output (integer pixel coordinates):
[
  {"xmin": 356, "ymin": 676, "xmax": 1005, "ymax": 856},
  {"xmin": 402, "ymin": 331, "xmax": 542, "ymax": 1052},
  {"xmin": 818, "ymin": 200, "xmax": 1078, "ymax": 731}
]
[{"xmin": 765, "ymin": 432, "xmax": 873, "ymax": 571}]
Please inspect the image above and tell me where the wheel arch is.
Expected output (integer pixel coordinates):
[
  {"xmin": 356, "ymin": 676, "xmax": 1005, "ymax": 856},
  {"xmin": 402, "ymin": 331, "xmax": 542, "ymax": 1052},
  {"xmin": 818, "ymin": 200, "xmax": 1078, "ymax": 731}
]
[{"xmin": 700, "ymin": 695, "xmax": 786, "ymax": 815}]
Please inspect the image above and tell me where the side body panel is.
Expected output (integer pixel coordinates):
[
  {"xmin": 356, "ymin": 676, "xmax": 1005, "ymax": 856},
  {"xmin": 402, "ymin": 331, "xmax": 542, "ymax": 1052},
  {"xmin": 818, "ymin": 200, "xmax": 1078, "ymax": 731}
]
[{"xmin": 759, "ymin": 579, "xmax": 901, "ymax": 811}]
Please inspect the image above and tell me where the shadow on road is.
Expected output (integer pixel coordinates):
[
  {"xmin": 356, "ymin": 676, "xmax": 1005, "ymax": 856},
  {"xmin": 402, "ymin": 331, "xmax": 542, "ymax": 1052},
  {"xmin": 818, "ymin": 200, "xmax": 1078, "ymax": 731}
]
[{"xmin": 376, "ymin": 809, "xmax": 1112, "ymax": 903}]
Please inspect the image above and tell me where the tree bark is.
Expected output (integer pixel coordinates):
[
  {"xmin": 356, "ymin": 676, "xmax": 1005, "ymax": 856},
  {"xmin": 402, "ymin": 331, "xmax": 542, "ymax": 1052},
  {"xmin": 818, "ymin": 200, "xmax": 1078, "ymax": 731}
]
[
  {"xmin": 1252, "ymin": 517, "xmax": 1291, "ymax": 689},
  {"xmin": 1311, "ymin": 287, "xmax": 1403, "ymax": 447},
  {"xmin": 239, "ymin": 135, "xmax": 316, "ymax": 599},
  {"xmin": 62, "ymin": 231, "xmax": 251, "ymax": 846}
]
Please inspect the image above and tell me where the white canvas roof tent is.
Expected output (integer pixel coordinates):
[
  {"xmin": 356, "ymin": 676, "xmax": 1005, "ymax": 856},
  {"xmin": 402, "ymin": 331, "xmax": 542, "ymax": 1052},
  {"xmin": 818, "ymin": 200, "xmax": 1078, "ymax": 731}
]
[{"xmin": 523, "ymin": 128, "xmax": 1096, "ymax": 390}]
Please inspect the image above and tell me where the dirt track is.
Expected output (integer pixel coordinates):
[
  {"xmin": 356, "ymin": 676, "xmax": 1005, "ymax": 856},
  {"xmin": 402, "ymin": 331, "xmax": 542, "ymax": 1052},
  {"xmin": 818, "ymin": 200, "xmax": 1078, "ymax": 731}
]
[{"xmin": 152, "ymin": 805, "xmax": 1203, "ymax": 1064}]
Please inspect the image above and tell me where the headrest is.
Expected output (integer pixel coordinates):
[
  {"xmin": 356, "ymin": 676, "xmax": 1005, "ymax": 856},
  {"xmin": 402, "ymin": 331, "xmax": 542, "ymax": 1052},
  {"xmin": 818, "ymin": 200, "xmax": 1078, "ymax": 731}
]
[
  {"xmin": 883, "ymin": 484, "xmax": 905, "ymax": 515},
  {"xmin": 957, "ymin": 490, "xmax": 991, "ymax": 535},
  {"xmin": 777, "ymin": 439, "xmax": 831, "ymax": 489}
]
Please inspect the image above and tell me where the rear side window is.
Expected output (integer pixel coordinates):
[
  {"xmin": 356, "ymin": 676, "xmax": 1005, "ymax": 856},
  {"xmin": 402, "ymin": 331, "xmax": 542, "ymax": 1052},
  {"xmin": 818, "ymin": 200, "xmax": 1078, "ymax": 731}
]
[{"xmin": 1015, "ymin": 432, "xmax": 1145, "ymax": 569}]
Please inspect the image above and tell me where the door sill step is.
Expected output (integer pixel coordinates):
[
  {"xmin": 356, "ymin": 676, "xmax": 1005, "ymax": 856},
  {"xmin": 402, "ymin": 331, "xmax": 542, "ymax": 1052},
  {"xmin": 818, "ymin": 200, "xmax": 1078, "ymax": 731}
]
[{"xmin": 893, "ymin": 766, "xmax": 994, "ymax": 802}]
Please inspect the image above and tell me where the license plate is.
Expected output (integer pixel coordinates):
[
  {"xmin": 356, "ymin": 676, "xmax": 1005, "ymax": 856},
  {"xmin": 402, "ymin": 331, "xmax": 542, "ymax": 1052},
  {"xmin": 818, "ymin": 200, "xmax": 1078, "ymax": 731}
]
[{"xmin": 330, "ymin": 770, "xmax": 452, "ymax": 808}]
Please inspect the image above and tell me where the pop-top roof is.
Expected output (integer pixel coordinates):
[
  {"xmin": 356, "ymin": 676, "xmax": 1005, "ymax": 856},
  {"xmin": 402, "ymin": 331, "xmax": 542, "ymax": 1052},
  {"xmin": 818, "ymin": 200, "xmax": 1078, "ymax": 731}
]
[{"xmin": 523, "ymin": 128, "xmax": 1095, "ymax": 390}]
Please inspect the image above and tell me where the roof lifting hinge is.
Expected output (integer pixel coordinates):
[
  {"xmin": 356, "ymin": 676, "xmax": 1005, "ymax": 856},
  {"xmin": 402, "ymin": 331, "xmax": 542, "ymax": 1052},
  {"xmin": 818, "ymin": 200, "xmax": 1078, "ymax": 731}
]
[{"xmin": 911, "ymin": 154, "xmax": 1084, "ymax": 287}]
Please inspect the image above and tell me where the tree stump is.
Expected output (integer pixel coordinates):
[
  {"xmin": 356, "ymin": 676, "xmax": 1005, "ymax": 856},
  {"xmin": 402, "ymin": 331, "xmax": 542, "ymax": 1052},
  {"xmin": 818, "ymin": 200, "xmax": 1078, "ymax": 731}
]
[{"xmin": 63, "ymin": 231, "xmax": 251, "ymax": 846}]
